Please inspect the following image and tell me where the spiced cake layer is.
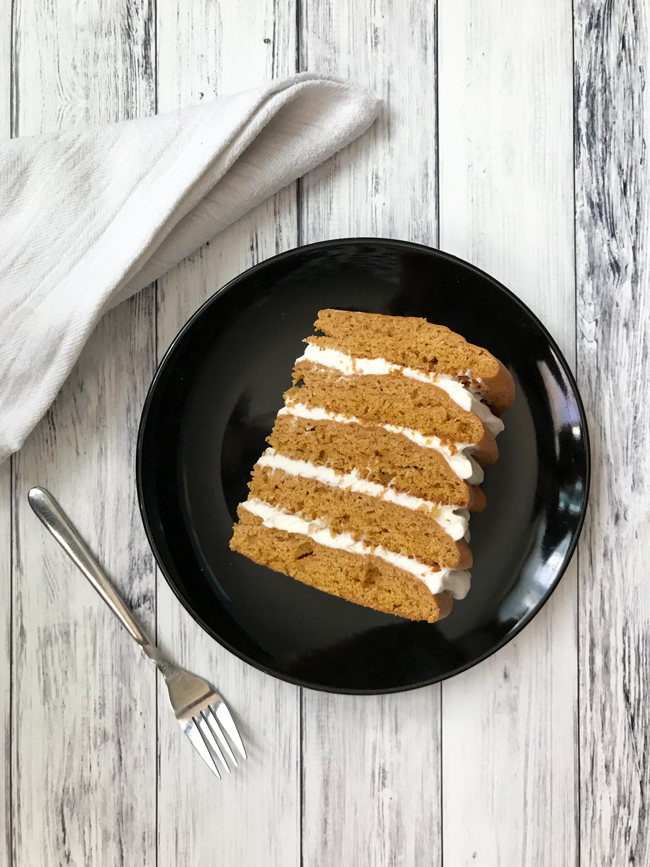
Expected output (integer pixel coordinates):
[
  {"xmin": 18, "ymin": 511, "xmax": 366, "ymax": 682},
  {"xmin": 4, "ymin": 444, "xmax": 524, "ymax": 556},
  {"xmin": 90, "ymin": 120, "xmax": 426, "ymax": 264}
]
[
  {"xmin": 232, "ymin": 509, "xmax": 454, "ymax": 623},
  {"xmin": 267, "ymin": 414, "xmax": 487, "ymax": 512},
  {"xmin": 288, "ymin": 363, "xmax": 499, "ymax": 464},
  {"xmin": 230, "ymin": 309, "xmax": 514, "ymax": 623},
  {"xmin": 310, "ymin": 308, "xmax": 515, "ymax": 415},
  {"xmin": 248, "ymin": 466, "xmax": 473, "ymax": 567}
]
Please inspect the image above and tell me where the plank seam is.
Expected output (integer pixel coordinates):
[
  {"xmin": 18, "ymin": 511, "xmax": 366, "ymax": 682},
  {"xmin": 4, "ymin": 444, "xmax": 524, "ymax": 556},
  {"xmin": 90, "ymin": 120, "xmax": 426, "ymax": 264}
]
[
  {"xmin": 9, "ymin": 0, "xmax": 17, "ymax": 137},
  {"xmin": 439, "ymin": 682, "xmax": 444, "ymax": 867},
  {"xmin": 153, "ymin": 0, "xmax": 159, "ymax": 864},
  {"xmin": 9, "ymin": 1, "xmax": 16, "ymax": 856},
  {"xmin": 9, "ymin": 456, "xmax": 15, "ymax": 866},
  {"xmin": 295, "ymin": 0, "xmax": 303, "ymax": 250},
  {"xmin": 295, "ymin": 0, "xmax": 302, "ymax": 76},
  {"xmin": 296, "ymin": 6, "xmax": 305, "ymax": 865},
  {"xmin": 571, "ymin": 1, "xmax": 581, "ymax": 864},
  {"xmin": 435, "ymin": 5, "xmax": 443, "ymax": 863},
  {"xmin": 434, "ymin": 0, "xmax": 440, "ymax": 249},
  {"xmin": 299, "ymin": 687, "xmax": 304, "ymax": 867}
]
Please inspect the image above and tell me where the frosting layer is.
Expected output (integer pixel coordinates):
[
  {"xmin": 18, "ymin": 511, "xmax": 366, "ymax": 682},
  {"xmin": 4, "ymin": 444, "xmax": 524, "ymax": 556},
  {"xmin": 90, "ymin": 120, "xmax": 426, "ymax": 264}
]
[
  {"xmin": 242, "ymin": 498, "xmax": 472, "ymax": 600},
  {"xmin": 279, "ymin": 402, "xmax": 485, "ymax": 485},
  {"xmin": 299, "ymin": 343, "xmax": 504, "ymax": 437},
  {"xmin": 257, "ymin": 449, "xmax": 470, "ymax": 541}
]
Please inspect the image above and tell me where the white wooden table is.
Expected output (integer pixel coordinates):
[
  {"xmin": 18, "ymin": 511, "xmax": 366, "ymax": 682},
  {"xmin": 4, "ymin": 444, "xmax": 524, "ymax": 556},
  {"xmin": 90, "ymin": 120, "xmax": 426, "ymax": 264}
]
[{"xmin": 1, "ymin": 1, "xmax": 647, "ymax": 864}]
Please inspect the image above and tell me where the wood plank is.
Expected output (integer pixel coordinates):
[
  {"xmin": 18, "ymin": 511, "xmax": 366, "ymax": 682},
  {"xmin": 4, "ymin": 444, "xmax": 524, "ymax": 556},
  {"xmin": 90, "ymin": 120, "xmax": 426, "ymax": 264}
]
[
  {"xmin": 0, "ymin": 460, "xmax": 11, "ymax": 867},
  {"xmin": 0, "ymin": 0, "xmax": 8, "ymax": 137},
  {"xmin": 438, "ymin": 2, "xmax": 577, "ymax": 865},
  {"xmin": 10, "ymin": 2, "xmax": 158, "ymax": 865},
  {"xmin": 302, "ymin": 691, "xmax": 442, "ymax": 866},
  {"xmin": 298, "ymin": 0, "xmax": 438, "ymax": 246},
  {"xmin": 155, "ymin": 2, "xmax": 301, "ymax": 865},
  {"xmin": 1, "ymin": 0, "xmax": 13, "ymax": 860},
  {"xmin": 299, "ymin": 4, "xmax": 442, "ymax": 866},
  {"xmin": 574, "ymin": 2, "xmax": 650, "ymax": 863}
]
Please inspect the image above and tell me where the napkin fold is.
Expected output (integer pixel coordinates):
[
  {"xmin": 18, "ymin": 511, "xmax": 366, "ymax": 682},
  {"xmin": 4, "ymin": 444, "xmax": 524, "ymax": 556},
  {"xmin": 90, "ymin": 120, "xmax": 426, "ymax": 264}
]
[{"xmin": 0, "ymin": 73, "xmax": 381, "ymax": 465}]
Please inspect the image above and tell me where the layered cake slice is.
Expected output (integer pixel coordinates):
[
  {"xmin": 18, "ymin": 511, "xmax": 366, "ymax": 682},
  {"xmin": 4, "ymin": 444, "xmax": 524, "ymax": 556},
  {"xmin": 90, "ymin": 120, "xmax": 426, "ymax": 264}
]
[{"xmin": 230, "ymin": 309, "xmax": 514, "ymax": 623}]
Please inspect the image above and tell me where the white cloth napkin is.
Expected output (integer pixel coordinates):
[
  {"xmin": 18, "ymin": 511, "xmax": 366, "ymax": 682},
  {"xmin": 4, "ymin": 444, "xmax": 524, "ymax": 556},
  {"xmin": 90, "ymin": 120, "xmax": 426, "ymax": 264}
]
[{"xmin": 0, "ymin": 73, "xmax": 380, "ymax": 464}]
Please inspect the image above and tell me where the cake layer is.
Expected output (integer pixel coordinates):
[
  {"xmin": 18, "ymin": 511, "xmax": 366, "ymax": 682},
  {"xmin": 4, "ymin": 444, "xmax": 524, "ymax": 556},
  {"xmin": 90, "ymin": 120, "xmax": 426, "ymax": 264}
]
[
  {"xmin": 297, "ymin": 342, "xmax": 505, "ymax": 438},
  {"xmin": 238, "ymin": 500, "xmax": 471, "ymax": 598},
  {"xmin": 256, "ymin": 449, "xmax": 470, "ymax": 540},
  {"xmin": 230, "ymin": 509, "xmax": 454, "ymax": 623},
  {"xmin": 280, "ymin": 402, "xmax": 485, "ymax": 483},
  {"xmin": 287, "ymin": 363, "xmax": 498, "ymax": 466},
  {"xmin": 290, "ymin": 361, "xmax": 484, "ymax": 443},
  {"xmin": 312, "ymin": 309, "xmax": 515, "ymax": 415},
  {"xmin": 267, "ymin": 414, "xmax": 487, "ymax": 512},
  {"xmin": 248, "ymin": 465, "xmax": 472, "ymax": 568}
]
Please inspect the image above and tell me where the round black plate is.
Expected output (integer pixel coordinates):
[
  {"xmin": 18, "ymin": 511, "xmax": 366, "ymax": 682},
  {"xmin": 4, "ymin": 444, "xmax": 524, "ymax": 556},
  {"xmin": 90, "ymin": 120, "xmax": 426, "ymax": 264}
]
[{"xmin": 137, "ymin": 238, "xmax": 590, "ymax": 694}]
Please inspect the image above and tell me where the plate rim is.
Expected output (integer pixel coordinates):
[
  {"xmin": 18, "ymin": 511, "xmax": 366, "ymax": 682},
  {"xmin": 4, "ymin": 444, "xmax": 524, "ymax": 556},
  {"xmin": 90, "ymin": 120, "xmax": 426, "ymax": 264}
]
[{"xmin": 136, "ymin": 236, "xmax": 591, "ymax": 695}]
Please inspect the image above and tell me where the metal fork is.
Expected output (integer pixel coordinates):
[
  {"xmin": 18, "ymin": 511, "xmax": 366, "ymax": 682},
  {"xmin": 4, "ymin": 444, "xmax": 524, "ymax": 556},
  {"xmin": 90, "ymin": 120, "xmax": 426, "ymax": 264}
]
[{"xmin": 28, "ymin": 486, "xmax": 246, "ymax": 779}]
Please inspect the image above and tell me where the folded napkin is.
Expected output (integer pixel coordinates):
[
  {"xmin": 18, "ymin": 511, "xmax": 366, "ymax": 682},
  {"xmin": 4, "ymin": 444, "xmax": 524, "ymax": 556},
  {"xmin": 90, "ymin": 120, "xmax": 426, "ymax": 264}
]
[{"xmin": 0, "ymin": 73, "xmax": 380, "ymax": 465}]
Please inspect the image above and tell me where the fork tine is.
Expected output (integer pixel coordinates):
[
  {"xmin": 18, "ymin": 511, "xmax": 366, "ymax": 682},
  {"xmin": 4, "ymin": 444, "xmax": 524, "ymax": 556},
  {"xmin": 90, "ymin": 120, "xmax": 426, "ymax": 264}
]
[
  {"xmin": 197, "ymin": 713, "xmax": 230, "ymax": 773},
  {"xmin": 212, "ymin": 700, "xmax": 247, "ymax": 760},
  {"xmin": 184, "ymin": 720, "xmax": 222, "ymax": 779},
  {"xmin": 205, "ymin": 708, "xmax": 238, "ymax": 768}
]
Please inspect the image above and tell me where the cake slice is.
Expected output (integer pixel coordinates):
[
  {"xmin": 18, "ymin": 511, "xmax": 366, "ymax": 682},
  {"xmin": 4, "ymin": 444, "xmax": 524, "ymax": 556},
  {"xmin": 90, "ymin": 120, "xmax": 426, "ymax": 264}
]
[{"xmin": 230, "ymin": 309, "xmax": 514, "ymax": 623}]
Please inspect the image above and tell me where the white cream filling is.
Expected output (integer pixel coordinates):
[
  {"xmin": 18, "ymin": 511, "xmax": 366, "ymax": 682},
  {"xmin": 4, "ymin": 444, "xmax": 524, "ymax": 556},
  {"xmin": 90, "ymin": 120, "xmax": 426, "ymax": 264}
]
[
  {"xmin": 242, "ymin": 498, "xmax": 471, "ymax": 600},
  {"xmin": 299, "ymin": 343, "xmax": 504, "ymax": 437},
  {"xmin": 279, "ymin": 402, "xmax": 485, "ymax": 485},
  {"xmin": 257, "ymin": 449, "xmax": 471, "ymax": 542}
]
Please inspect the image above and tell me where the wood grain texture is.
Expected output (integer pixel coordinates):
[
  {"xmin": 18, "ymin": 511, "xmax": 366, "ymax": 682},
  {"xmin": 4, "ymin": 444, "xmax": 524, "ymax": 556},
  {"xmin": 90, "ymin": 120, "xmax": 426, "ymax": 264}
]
[
  {"xmin": 299, "ymin": 0, "xmax": 438, "ymax": 246},
  {"xmin": 10, "ymin": 2, "xmax": 158, "ymax": 865},
  {"xmin": 438, "ymin": 2, "xmax": 577, "ymax": 864},
  {"xmin": 0, "ymin": 0, "xmax": 8, "ymax": 139},
  {"xmin": 299, "ymin": 4, "xmax": 443, "ymax": 866},
  {"xmin": 1, "ymin": 1, "xmax": 12, "ymax": 862},
  {"xmin": 0, "ymin": 461, "xmax": 11, "ymax": 867},
  {"xmin": 575, "ymin": 1, "xmax": 650, "ymax": 863},
  {"xmin": 302, "ymin": 691, "xmax": 442, "ymax": 867},
  {"xmin": 11, "ymin": 0, "xmax": 155, "ymax": 135},
  {"xmin": 155, "ymin": 2, "xmax": 300, "ymax": 865}
]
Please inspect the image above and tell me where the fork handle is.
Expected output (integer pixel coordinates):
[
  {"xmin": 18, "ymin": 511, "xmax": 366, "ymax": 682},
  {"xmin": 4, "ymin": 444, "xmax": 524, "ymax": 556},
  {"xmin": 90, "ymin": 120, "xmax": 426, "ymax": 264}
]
[{"xmin": 28, "ymin": 486, "xmax": 150, "ymax": 648}]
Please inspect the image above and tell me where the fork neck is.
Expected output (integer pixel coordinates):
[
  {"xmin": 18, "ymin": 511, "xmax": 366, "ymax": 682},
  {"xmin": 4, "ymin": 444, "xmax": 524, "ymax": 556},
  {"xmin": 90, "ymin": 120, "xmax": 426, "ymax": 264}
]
[{"xmin": 141, "ymin": 642, "xmax": 177, "ymax": 680}]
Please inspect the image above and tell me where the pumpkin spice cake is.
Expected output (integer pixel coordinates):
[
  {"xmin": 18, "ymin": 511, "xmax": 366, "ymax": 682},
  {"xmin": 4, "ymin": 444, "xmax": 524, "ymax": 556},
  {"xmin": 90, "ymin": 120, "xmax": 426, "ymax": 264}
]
[{"xmin": 230, "ymin": 309, "xmax": 514, "ymax": 623}]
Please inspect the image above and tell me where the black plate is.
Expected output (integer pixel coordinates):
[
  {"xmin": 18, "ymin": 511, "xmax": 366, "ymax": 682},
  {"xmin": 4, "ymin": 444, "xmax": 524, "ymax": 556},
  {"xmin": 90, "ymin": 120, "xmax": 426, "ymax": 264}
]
[{"xmin": 137, "ymin": 238, "xmax": 590, "ymax": 694}]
